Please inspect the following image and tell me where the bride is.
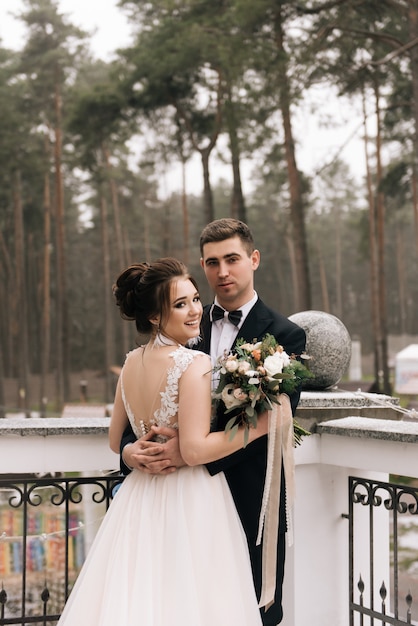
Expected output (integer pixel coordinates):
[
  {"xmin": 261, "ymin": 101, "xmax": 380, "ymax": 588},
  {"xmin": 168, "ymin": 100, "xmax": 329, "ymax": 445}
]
[{"xmin": 57, "ymin": 257, "xmax": 267, "ymax": 626}]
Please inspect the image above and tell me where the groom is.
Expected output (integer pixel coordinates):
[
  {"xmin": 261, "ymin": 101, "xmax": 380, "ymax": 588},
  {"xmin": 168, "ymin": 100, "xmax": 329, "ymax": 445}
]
[{"xmin": 120, "ymin": 218, "xmax": 306, "ymax": 626}]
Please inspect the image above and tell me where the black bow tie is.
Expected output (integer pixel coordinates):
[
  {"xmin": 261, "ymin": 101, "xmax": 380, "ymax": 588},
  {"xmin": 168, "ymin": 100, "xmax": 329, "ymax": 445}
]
[{"xmin": 211, "ymin": 304, "xmax": 243, "ymax": 327}]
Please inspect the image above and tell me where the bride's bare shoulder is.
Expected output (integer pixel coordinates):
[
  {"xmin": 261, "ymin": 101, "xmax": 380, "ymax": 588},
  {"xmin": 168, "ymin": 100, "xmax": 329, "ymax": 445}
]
[
  {"xmin": 185, "ymin": 350, "xmax": 211, "ymax": 374},
  {"xmin": 193, "ymin": 350, "xmax": 211, "ymax": 364}
]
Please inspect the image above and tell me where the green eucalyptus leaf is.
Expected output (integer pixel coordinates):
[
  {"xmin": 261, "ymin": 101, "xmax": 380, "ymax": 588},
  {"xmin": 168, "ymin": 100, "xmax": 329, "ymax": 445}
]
[
  {"xmin": 225, "ymin": 416, "xmax": 238, "ymax": 431},
  {"xmin": 229, "ymin": 424, "xmax": 239, "ymax": 441},
  {"xmin": 243, "ymin": 426, "xmax": 249, "ymax": 448},
  {"xmin": 248, "ymin": 413, "xmax": 258, "ymax": 428},
  {"xmin": 245, "ymin": 405, "xmax": 255, "ymax": 417}
]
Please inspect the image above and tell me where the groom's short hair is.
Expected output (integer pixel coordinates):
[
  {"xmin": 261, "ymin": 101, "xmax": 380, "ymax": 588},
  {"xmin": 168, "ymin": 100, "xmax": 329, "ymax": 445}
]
[{"xmin": 199, "ymin": 218, "xmax": 255, "ymax": 256}]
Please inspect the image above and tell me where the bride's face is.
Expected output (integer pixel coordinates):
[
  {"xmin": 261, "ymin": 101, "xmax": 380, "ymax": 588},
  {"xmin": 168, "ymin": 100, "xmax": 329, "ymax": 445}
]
[{"xmin": 162, "ymin": 277, "xmax": 202, "ymax": 345}]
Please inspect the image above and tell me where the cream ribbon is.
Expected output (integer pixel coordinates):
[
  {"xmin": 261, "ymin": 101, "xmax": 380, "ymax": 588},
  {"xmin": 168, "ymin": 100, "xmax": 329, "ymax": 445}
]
[{"xmin": 256, "ymin": 393, "xmax": 295, "ymax": 609}]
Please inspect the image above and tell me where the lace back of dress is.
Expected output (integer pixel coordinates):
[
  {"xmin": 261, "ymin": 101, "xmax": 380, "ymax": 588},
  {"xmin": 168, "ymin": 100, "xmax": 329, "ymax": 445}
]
[{"xmin": 121, "ymin": 346, "xmax": 197, "ymax": 441}]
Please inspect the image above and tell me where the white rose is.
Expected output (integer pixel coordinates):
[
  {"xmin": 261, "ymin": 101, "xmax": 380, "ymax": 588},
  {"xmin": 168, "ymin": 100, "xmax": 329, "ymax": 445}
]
[
  {"xmin": 280, "ymin": 350, "xmax": 291, "ymax": 368},
  {"xmin": 224, "ymin": 357, "xmax": 239, "ymax": 373},
  {"xmin": 237, "ymin": 361, "xmax": 251, "ymax": 374},
  {"xmin": 264, "ymin": 352, "xmax": 289, "ymax": 377}
]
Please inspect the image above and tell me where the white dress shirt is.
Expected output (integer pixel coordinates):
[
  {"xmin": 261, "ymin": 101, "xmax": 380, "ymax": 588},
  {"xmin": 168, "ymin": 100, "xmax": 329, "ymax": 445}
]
[{"xmin": 210, "ymin": 292, "xmax": 258, "ymax": 366}]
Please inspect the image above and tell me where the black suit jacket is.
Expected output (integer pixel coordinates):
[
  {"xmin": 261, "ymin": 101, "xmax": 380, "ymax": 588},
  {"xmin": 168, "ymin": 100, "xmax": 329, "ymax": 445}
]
[
  {"xmin": 201, "ymin": 300, "xmax": 305, "ymax": 625},
  {"xmin": 120, "ymin": 299, "xmax": 306, "ymax": 626}
]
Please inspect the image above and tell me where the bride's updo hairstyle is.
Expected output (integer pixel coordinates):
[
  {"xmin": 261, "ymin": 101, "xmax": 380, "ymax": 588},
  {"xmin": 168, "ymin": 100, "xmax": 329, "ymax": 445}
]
[{"xmin": 113, "ymin": 258, "xmax": 198, "ymax": 335}]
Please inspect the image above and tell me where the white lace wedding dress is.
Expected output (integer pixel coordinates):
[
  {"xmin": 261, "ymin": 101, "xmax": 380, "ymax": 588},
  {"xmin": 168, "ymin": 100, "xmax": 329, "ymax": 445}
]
[{"xmin": 57, "ymin": 345, "xmax": 262, "ymax": 626}]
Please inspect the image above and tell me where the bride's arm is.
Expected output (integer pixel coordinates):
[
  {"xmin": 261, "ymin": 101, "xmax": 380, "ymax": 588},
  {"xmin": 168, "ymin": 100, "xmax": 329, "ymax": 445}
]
[
  {"xmin": 177, "ymin": 354, "xmax": 268, "ymax": 466},
  {"xmin": 109, "ymin": 377, "xmax": 130, "ymax": 454}
]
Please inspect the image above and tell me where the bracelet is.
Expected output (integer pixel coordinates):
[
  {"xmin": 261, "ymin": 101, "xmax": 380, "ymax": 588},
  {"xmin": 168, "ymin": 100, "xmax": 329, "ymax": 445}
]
[{"xmin": 122, "ymin": 443, "xmax": 134, "ymax": 471}]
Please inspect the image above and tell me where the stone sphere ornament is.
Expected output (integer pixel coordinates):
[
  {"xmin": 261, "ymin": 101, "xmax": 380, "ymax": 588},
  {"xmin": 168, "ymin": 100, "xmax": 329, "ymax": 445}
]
[{"xmin": 288, "ymin": 310, "xmax": 352, "ymax": 390}]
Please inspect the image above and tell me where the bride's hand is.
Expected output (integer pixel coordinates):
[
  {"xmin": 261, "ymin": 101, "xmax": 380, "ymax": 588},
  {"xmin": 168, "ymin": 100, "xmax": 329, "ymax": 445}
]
[
  {"xmin": 122, "ymin": 431, "xmax": 166, "ymax": 473},
  {"xmin": 151, "ymin": 426, "xmax": 186, "ymax": 469},
  {"xmin": 131, "ymin": 427, "xmax": 186, "ymax": 474}
]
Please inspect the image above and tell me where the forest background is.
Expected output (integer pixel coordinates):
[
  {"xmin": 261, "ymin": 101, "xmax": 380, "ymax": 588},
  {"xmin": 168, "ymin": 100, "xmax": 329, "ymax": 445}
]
[{"xmin": 1, "ymin": 0, "xmax": 417, "ymax": 416}]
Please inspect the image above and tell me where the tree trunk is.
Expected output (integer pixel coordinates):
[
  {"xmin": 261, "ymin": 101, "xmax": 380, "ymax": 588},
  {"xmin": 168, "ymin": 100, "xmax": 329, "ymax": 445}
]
[
  {"xmin": 40, "ymin": 134, "xmax": 52, "ymax": 417},
  {"xmin": 0, "ymin": 229, "xmax": 12, "ymax": 377},
  {"xmin": 0, "ymin": 340, "xmax": 4, "ymax": 418},
  {"xmin": 362, "ymin": 87, "xmax": 381, "ymax": 389},
  {"xmin": 334, "ymin": 203, "xmax": 342, "ymax": 319},
  {"xmin": 408, "ymin": 0, "xmax": 418, "ymax": 254},
  {"xmin": 201, "ymin": 148, "xmax": 215, "ymax": 224},
  {"xmin": 412, "ymin": 156, "xmax": 418, "ymax": 254},
  {"xmin": 316, "ymin": 238, "xmax": 330, "ymax": 313},
  {"xmin": 286, "ymin": 233, "xmax": 299, "ymax": 312},
  {"xmin": 143, "ymin": 195, "xmax": 152, "ymax": 262},
  {"xmin": 274, "ymin": 7, "xmax": 311, "ymax": 311},
  {"xmin": 395, "ymin": 222, "xmax": 407, "ymax": 334},
  {"xmin": 103, "ymin": 144, "xmax": 129, "ymax": 355},
  {"xmin": 53, "ymin": 76, "xmax": 70, "ymax": 408},
  {"xmin": 0, "ymin": 228, "xmax": 10, "ymax": 416},
  {"xmin": 374, "ymin": 83, "xmax": 391, "ymax": 394},
  {"xmin": 103, "ymin": 146, "xmax": 126, "ymax": 270},
  {"xmin": 174, "ymin": 74, "xmax": 222, "ymax": 226},
  {"xmin": 181, "ymin": 155, "xmax": 190, "ymax": 265},
  {"xmin": 98, "ymin": 166, "xmax": 114, "ymax": 403},
  {"xmin": 224, "ymin": 82, "xmax": 246, "ymax": 222},
  {"xmin": 13, "ymin": 169, "xmax": 30, "ymax": 417}
]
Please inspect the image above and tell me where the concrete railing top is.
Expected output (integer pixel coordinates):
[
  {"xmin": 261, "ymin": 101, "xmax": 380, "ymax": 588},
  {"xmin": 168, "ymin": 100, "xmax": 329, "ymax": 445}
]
[
  {"xmin": 296, "ymin": 389, "xmax": 402, "ymax": 427},
  {"xmin": 0, "ymin": 389, "xmax": 404, "ymax": 438},
  {"xmin": 297, "ymin": 389, "xmax": 399, "ymax": 409},
  {"xmin": 0, "ymin": 388, "xmax": 416, "ymax": 478},
  {"xmin": 0, "ymin": 416, "xmax": 110, "ymax": 436},
  {"xmin": 317, "ymin": 415, "xmax": 418, "ymax": 444}
]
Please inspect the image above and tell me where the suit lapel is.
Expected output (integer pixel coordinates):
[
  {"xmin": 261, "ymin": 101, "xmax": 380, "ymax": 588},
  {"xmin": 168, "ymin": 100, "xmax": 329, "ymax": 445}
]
[
  {"xmin": 197, "ymin": 308, "xmax": 212, "ymax": 354},
  {"xmin": 197, "ymin": 300, "xmax": 275, "ymax": 355},
  {"xmin": 231, "ymin": 299, "xmax": 273, "ymax": 348}
]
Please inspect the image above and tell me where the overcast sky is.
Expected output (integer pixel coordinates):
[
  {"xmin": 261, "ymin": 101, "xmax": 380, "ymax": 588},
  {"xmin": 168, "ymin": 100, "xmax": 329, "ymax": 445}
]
[
  {"xmin": 0, "ymin": 0, "xmax": 132, "ymax": 60},
  {"xmin": 0, "ymin": 0, "xmax": 367, "ymax": 195}
]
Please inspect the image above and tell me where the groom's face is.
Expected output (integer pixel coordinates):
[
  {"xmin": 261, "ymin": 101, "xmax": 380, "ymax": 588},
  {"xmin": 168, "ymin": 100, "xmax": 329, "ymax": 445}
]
[{"xmin": 200, "ymin": 236, "xmax": 260, "ymax": 310}]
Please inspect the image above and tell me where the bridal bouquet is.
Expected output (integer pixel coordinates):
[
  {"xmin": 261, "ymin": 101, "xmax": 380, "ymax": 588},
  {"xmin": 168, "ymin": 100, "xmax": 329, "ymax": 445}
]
[{"xmin": 213, "ymin": 334, "xmax": 313, "ymax": 446}]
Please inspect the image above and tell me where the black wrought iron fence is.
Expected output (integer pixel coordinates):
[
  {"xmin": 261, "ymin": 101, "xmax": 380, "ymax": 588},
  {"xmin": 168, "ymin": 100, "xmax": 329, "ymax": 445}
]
[
  {"xmin": 0, "ymin": 473, "xmax": 123, "ymax": 625},
  {"xmin": 2, "ymin": 472, "xmax": 417, "ymax": 625},
  {"xmin": 349, "ymin": 475, "xmax": 418, "ymax": 626}
]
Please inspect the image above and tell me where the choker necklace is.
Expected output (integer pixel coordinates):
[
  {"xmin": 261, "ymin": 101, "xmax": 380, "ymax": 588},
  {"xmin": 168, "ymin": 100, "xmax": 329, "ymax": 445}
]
[
  {"xmin": 151, "ymin": 332, "xmax": 202, "ymax": 348},
  {"xmin": 152, "ymin": 332, "xmax": 179, "ymax": 347}
]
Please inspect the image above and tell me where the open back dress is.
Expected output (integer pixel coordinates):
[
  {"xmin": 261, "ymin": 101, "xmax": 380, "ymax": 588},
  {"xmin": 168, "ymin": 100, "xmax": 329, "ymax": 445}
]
[{"xmin": 57, "ymin": 344, "xmax": 262, "ymax": 626}]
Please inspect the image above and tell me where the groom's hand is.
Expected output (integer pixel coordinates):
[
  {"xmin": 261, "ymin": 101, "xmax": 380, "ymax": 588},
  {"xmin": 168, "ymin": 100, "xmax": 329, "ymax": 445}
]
[{"xmin": 122, "ymin": 427, "xmax": 185, "ymax": 474}]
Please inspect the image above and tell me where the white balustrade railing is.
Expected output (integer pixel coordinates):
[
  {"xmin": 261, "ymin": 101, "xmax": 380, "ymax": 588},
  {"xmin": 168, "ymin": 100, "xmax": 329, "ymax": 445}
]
[{"xmin": 1, "ymin": 390, "xmax": 417, "ymax": 626}]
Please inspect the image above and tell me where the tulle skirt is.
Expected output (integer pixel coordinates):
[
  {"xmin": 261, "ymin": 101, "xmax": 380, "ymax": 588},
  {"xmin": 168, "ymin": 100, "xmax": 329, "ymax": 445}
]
[{"xmin": 57, "ymin": 466, "xmax": 262, "ymax": 626}]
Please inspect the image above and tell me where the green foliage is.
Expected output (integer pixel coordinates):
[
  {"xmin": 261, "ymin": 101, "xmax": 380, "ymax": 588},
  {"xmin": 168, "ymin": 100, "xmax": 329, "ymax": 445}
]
[
  {"xmin": 214, "ymin": 334, "xmax": 313, "ymax": 447},
  {"xmin": 1, "ymin": 0, "xmax": 418, "ymax": 406}
]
